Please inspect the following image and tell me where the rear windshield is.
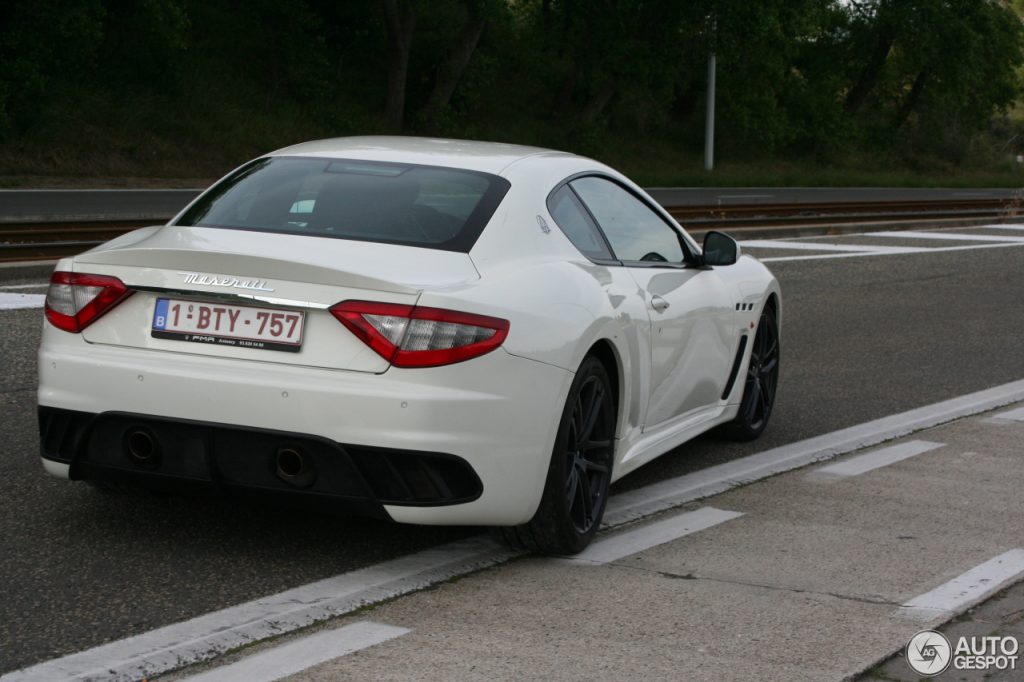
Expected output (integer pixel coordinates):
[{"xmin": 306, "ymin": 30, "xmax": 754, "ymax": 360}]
[{"xmin": 174, "ymin": 156, "xmax": 510, "ymax": 252}]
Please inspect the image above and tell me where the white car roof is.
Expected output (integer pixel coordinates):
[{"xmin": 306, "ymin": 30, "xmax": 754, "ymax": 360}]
[{"xmin": 268, "ymin": 136, "xmax": 576, "ymax": 175}]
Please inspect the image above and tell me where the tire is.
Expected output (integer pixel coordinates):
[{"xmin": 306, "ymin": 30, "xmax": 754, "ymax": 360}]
[
  {"xmin": 496, "ymin": 356, "xmax": 616, "ymax": 555},
  {"xmin": 723, "ymin": 303, "xmax": 780, "ymax": 441}
]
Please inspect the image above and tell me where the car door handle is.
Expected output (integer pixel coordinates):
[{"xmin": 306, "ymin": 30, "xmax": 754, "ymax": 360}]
[{"xmin": 651, "ymin": 295, "xmax": 670, "ymax": 312}]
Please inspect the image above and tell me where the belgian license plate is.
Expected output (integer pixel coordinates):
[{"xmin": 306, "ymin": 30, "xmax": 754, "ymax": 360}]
[{"xmin": 151, "ymin": 298, "xmax": 304, "ymax": 352}]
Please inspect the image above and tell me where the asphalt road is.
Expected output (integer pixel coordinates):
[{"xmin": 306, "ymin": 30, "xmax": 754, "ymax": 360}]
[
  {"xmin": 1, "ymin": 186, "xmax": 1018, "ymax": 223},
  {"xmin": 3, "ymin": 232, "xmax": 1024, "ymax": 673}
]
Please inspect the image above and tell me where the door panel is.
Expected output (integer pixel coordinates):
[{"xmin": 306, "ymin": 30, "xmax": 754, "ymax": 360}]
[
  {"xmin": 565, "ymin": 175, "xmax": 737, "ymax": 431},
  {"xmin": 626, "ymin": 268, "xmax": 736, "ymax": 429}
]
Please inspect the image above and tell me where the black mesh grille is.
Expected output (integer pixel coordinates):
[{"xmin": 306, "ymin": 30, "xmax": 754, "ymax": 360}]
[
  {"xmin": 348, "ymin": 447, "xmax": 482, "ymax": 506},
  {"xmin": 38, "ymin": 407, "xmax": 94, "ymax": 462}
]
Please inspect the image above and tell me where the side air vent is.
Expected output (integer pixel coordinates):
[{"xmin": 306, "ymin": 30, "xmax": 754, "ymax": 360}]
[{"xmin": 721, "ymin": 335, "xmax": 749, "ymax": 400}]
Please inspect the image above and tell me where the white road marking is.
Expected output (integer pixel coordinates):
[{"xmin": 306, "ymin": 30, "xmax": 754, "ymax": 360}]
[
  {"xmin": 992, "ymin": 406, "xmax": 1024, "ymax": 422},
  {"xmin": 0, "ymin": 282, "xmax": 48, "ymax": 289},
  {"xmin": 759, "ymin": 240, "xmax": 1024, "ymax": 262},
  {"xmin": 810, "ymin": 440, "xmax": 945, "ymax": 478},
  {"xmin": 740, "ymin": 239, "xmax": 915, "ymax": 253},
  {"xmin": 569, "ymin": 507, "xmax": 743, "ymax": 565},
  {"xmin": 895, "ymin": 549, "xmax": 1024, "ymax": 622},
  {"xmin": 868, "ymin": 230, "xmax": 1024, "ymax": 242},
  {"xmin": 0, "ymin": 537, "xmax": 516, "ymax": 682},
  {"xmin": 10, "ymin": 379, "xmax": 1024, "ymax": 682},
  {"xmin": 605, "ymin": 378, "xmax": 1024, "ymax": 527},
  {"xmin": 978, "ymin": 224, "xmax": 1024, "ymax": 231},
  {"xmin": 180, "ymin": 621, "xmax": 410, "ymax": 682},
  {"xmin": 0, "ymin": 293, "xmax": 45, "ymax": 310}
]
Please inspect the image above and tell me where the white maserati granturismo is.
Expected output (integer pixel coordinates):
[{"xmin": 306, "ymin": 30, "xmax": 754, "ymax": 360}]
[{"xmin": 38, "ymin": 136, "xmax": 780, "ymax": 554}]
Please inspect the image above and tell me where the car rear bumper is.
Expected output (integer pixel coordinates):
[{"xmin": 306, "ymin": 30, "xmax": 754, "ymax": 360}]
[
  {"xmin": 38, "ymin": 328, "xmax": 573, "ymax": 526},
  {"xmin": 39, "ymin": 407, "xmax": 488, "ymax": 520}
]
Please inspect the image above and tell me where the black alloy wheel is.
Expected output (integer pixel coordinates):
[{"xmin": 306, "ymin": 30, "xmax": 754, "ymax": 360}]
[
  {"xmin": 564, "ymin": 371, "xmax": 614, "ymax": 535},
  {"xmin": 496, "ymin": 356, "xmax": 616, "ymax": 554},
  {"xmin": 724, "ymin": 304, "xmax": 779, "ymax": 441}
]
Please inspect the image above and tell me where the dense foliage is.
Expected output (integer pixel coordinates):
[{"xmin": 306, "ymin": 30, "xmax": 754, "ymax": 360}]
[{"xmin": 1, "ymin": 0, "xmax": 1022, "ymax": 180}]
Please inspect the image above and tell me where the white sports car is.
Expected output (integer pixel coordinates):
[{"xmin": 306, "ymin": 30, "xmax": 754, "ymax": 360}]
[{"xmin": 38, "ymin": 137, "xmax": 780, "ymax": 554}]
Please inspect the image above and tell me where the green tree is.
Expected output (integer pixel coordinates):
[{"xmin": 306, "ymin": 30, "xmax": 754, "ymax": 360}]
[
  {"xmin": 840, "ymin": 0, "xmax": 1023, "ymax": 136},
  {"xmin": 0, "ymin": 0, "xmax": 105, "ymax": 137}
]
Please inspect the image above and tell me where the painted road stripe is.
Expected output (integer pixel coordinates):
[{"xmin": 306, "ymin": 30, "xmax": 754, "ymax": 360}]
[
  {"xmin": 605, "ymin": 378, "xmax": 1024, "ymax": 527},
  {"xmin": 0, "ymin": 537, "xmax": 516, "ymax": 682},
  {"xmin": 759, "ymin": 240, "xmax": 1024, "ymax": 263},
  {"xmin": 180, "ymin": 621, "xmax": 410, "ymax": 682},
  {"xmin": 992, "ymin": 406, "xmax": 1024, "ymax": 422},
  {"xmin": 0, "ymin": 282, "xmax": 48, "ymax": 289},
  {"xmin": 895, "ymin": 549, "xmax": 1024, "ymax": 622},
  {"xmin": 811, "ymin": 440, "xmax": 945, "ymax": 478},
  {"xmin": 740, "ymin": 239, "xmax": 915, "ymax": 253},
  {"xmin": 9, "ymin": 379, "xmax": 1024, "ymax": 682},
  {"xmin": 0, "ymin": 293, "xmax": 45, "ymax": 310},
  {"xmin": 570, "ymin": 507, "xmax": 743, "ymax": 565},
  {"xmin": 979, "ymin": 224, "xmax": 1024, "ymax": 230},
  {"xmin": 869, "ymin": 230, "xmax": 1024, "ymax": 242}
]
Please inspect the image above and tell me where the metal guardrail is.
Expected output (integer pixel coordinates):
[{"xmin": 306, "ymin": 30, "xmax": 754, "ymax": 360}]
[{"xmin": 1, "ymin": 189, "xmax": 1021, "ymax": 263}]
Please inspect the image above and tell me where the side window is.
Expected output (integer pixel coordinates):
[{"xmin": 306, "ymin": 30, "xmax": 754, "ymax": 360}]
[
  {"xmin": 547, "ymin": 185, "xmax": 613, "ymax": 260},
  {"xmin": 570, "ymin": 177, "xmax": 684, "ymax": 263}
]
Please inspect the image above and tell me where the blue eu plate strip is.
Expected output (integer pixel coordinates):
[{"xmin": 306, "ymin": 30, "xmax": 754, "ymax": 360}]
[{"xmin": 152, "ymin": 298, "xmax": 169, "ymax": 330}]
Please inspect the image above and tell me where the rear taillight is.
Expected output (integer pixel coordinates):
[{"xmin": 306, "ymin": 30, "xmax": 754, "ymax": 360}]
[
  {"xmin": 330, "ymin": 300, "xmax": 510, "ymax": 368},
  {"xmin": 44, "ymin": 271, "xmax": 132, "ymax": 333}
]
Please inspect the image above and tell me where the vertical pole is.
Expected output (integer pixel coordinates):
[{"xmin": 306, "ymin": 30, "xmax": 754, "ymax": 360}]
[{"xmin": 704, "ymin": 51, "xmax": 716, "ymax": 171}]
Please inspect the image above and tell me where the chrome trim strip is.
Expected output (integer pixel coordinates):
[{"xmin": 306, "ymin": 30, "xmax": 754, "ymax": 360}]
[{"xmin": 129, "ymin": 286, "xmax": 331, "ymax": 310}]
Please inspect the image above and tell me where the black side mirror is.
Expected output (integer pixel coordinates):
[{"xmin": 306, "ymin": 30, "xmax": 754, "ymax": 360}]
[{"xmin": 701, "ymin": 231, "xmax": 740, "ymax": 266}]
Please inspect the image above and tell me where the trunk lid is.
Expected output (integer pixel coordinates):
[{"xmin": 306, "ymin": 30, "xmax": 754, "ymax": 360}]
[{"xmin": 76, "ymin": 226, "xmax": 480, "ymax": 373}]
